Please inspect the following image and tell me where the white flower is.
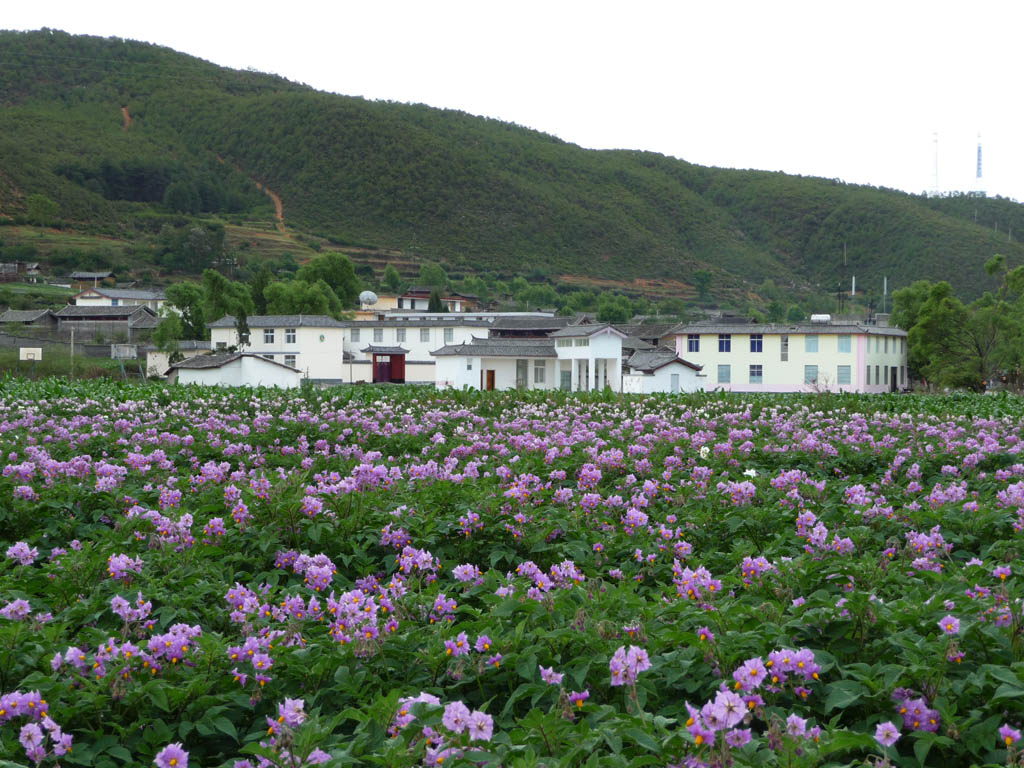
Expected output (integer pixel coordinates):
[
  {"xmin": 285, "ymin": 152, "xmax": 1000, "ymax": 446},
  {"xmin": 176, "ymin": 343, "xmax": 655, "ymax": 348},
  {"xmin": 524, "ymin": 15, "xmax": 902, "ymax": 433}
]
[
  {"xmin": 743, "ymin": 469, "xmax": 758, "ymax": 478},
  {"xmin": 699, "ymin": 446, "xmax": 710, "ymax": 459}
]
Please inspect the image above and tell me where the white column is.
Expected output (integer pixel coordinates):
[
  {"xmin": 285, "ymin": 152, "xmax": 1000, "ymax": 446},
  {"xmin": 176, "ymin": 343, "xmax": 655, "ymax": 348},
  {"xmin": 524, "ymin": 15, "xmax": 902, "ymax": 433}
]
[
  {"xmin": 612, "ymin": 356, "xmax": 622, "ymax": 392},
  {"xmin": 587, "ymin": 354, "xmax": 596, "ymax": 391},
  {"xmin": 571, "ymin": 357, "xmax": 579, "ymax": 391}
]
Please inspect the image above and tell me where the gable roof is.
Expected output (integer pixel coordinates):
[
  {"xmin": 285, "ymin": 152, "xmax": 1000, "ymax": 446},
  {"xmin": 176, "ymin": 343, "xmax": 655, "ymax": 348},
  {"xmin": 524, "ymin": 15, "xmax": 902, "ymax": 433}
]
[
  {"xmin": 207, "ymin": 314, "xmax": 346, "ymax": 329},
  {"xmin": 431, "ymin": 336, "xmax": 557, "ymax": 358},
  {"xmin": 171, "ymin": 352, "xmax": 301, "ymax": 372},
  {"xmin": 360, "ymin": 345, "xmax": 410, "ymax": 355},
  {"xmin": 548, "ymin": 323, "xmax": 627, "ymax": 339},
  {"xmin": 670, "ymin": 321, "xmax": 907, "ymax": 337},
  {"xmin": 0, "ymin": 309, "xmax": 54, "ymax": 323},
  {"xmin": 75, "ymin": 287, "xmax": 166, "ymax": 301},
  {"xmin": 626, "ymin": 349, "xmax": 702, "ymax": 373},
  {"xmin": 70, "ymin": 270, "xmax": 114, "ymax": 280},
  {"xmin": 54, "ymin": 305, "xmax": 156, "ymax": 319}
]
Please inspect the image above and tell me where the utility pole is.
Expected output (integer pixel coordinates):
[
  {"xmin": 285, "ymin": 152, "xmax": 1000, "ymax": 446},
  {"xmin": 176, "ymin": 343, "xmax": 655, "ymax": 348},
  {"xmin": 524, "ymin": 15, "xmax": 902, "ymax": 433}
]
[{"xmin": 70, "ymin": 327, "xmax": 75, "ymax": 381}]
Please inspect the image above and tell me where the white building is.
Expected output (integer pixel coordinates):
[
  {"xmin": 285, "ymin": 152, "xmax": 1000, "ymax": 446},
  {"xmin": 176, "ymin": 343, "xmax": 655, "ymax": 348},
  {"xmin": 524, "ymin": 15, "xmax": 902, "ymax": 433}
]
[
  {"xmin": 73, "ymin": 287, "xmax": 167, "ymax": 313},
  {"xmin": 207, "ymin": 315, "xmax": 346, "ymax": 384},
  {"xmin": 623, "ymin": 349, "xmax": 705, "ymax": 394},
  {"xmin": 168, "ymin": 353, "xmax": 302, "ymax": 388},
  {"xmin": 142, "ymin": 340, "xmax": 212, "ymax": 377},
  {"xmin": 672, "ymin": 317, "xmax": 908, "ymax": 393},
  {"xmin": 432, "ymin": 323, "xmax": 627, "ymax": 392}
]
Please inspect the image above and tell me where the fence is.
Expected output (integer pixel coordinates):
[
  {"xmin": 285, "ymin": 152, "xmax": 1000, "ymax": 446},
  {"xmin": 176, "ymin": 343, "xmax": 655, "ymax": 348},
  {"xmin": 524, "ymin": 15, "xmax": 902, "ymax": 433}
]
[{"xmin": 0, "ymin": 331, "xmax": 121, "ymax": 359}]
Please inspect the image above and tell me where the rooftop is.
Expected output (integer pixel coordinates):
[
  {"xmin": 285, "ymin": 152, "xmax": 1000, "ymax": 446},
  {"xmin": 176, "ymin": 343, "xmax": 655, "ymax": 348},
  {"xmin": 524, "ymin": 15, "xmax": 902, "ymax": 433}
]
[
  {"xmin": 670, "ymin": 321, "xmax": 907, "ymax": 337},
  {"xmin": 626, "ymin": 348, "xmax": 702, "ymax": 372},
  {"xmin": 431, "ymin": 336, "xmax": 557, "ymax": 358},
  {"xmin": 0, "ymin": 309, "xmax": 54, "ymax": 323},
  {"xmin": 171, "ymin": 353, "xmax": 300, "ymax": 372},
  {"xmin": 207, "ymin": 314, "xmax": 346, "ymax": 329}
]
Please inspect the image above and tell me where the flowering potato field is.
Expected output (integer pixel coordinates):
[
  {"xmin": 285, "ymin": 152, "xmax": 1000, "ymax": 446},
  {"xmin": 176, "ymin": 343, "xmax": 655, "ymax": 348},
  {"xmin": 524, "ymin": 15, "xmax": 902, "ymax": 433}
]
[{"xmin": 2, "ymin": 381, "xmax": 1024, "ymax": 768}]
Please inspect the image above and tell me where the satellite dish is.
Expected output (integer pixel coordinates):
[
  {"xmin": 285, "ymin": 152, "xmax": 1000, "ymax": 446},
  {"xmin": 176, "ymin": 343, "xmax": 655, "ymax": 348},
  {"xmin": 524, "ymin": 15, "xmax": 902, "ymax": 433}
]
[{"xmin": 359, "ymin": 290, "xmax": 379, "ymax": 306}]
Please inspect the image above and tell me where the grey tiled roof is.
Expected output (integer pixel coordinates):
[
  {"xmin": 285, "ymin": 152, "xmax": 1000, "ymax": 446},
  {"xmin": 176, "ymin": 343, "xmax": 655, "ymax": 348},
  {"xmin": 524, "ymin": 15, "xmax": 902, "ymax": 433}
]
[
  {"xmin": 70, "ymin": 271, "xmax": 114, "ymax": 279},
  {"xmin": 626, "ymin": 349, "xmax": 702, "ymax": 372},
  {"xmin": 616, "ymin": 323, "xmax": 678, "ymax": 340},
  {"xmin": 490, "ymin": 316, "xmax": 572, "ymax": 331},
  {"xmin": 55, "ymin": 305, "xmax": 156, "ymax": 318},
  {"xmin": 548, "ymin": 323, "xmax": 625, "ymax": 338},
  {"xmin": 207, "ymin": 315, "xmax": 346, "ymax": 329},
  {"xmin": 141, "ymin": 340, "xmax": 211, "ymax": 352},
  {"xmin": 360, "ymin": 345, "xmax": 410, "ymax": 355},
  {"xmin": 77, "ymin": 288, "xmax": 166, "ymax": 301},
  {"xmin": 621, "ymin": 336, "xmax": 655, "ymax": 352},
  {"xmin": 172, "ymin": 353, "xmax": 300, "ymax": 372},
  {"xmin": 342, "ymin": 318, "xmax": 492, "ymax": 328},
  {"xmin": 432, "ymin": 337, "xmax": 557, "ymax": 358},
  {"xmin": 0, "ymin": 309, "xmax": 54, "ymax": 323}
]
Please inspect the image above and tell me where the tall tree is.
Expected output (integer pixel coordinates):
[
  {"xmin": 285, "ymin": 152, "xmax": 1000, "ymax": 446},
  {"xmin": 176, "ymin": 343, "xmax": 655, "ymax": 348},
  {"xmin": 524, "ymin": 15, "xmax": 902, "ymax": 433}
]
[
  {"xmin": 152, "ymin": 312, "xmax": 184, "ymax": 364},
  {"xmin": 418, "ymin": 262, "xmax": 448, "ymax": 291},
  {"xmin": 201, "ymin": 269, "xmax": 253, "ymax": 324},
  {"xmin": 26, "ymin": 194, "xmax": 59, "ymax": 227},
  {"xmin": 296, "ymin": 252, "xmax": 360, "ymax": 308},
  {"xmin": 381, "ymin": 264, "xmax": 402, "ymax": 293},
  {"xmin": 164, "ymin": 282, "xmax": 206, "ymax": 339},
  {"xmin": 264, "ymin": 279, "xmax": 344, "ymax": 318},
  {"xmin": 250, "ymin": 264, "xmax": 273, "ymax": 315},
  {"xmin": 692, "ymin": 270, "xmax": 712, "ymax": 301},
  {"xmin": 427, "ymin": 289, "xmax": 444, "ymax": 313}
]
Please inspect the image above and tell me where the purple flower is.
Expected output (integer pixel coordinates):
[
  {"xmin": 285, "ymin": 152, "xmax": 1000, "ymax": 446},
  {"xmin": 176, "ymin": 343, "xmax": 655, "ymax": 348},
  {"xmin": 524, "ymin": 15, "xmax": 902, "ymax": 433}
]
[
  {"xmin": 474, "ymin": 635, "xmax": 492, "ymax": 652},
  {"xmin": 6, "ymin": 541, "xmax": 38, "ymax": 566},
  {"xmin": 938, "ymin": 615, "xmax": 960, "ymax": 635},
  {"xmin": 1000, "ymin": 724, "xmax": 1022, "ymax": 746},
  {"xmin": 154, "ymin": 742, "xmax": 188, "ymax": 768},
  {"xmin": 278, "ymin": 698, "xmax": 306, "ymax": 727},
  {"xmin": 0, "ymin": 599, "xmax": 32, "ymax": 621},
  {"xmin": 568, "ymin": 690, "xmax": 590, "ymax": 709},
  {"xmin": 993, "ymin": 565, "xmax": 1012, "ymax": 581},
  {"xmin": 467, "ymin": 710, "xmax": 494, "ymax": 741},
  {"xmin": 442, "ymin": 700, "xmax": 471, "ymax": 734},
  {"xmin": 540, "ymin": 665, "xmax": 564, "ymax": 685},
  {"xmin": 785, "ymin": 714, "xmax": 807, "ymax": 738},
  {"xmin": 875, "ymin": 721, "xmax": 901, "ymax": 747}
]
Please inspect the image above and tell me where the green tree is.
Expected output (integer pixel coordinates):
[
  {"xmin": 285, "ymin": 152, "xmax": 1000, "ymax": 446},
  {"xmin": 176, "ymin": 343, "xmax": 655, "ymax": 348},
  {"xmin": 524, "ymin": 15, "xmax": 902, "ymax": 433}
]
[
  {"xmin": 427, "ymin": 289, "xmax": 444, "ymax": 313},
  {"xmin": 596, "ymin": 293, "xmax": 633, "ymax": 323},
  {"xmin": 296, "ymin": 252, "xmax": 361, "ymax": 307},
  {"xmin": 26, "ymin": 194, "xmax": 59, "ymax": 227},
  {"xmin": 250, "ymin": 264, "xmax": 273, "ymax": 315},
  {"xmin": 164, "ymin": 282, "xmax": 206, "ymax": 339},
  {"xmin": 418, "ymin": 262, "xmax": 448, "ymax": 291},
  {"xmin": 201, "ymin": 269, "xmax": 253, "ymax": 324},
  {"xmin": 152, "ymin": 312, "xmax": 184, "ymax": 364},
  {"xmin": 516, "ymin": 284, "xmax": 559, "ymax": 310},
  {"xmin": 163, "ymin": 181, "xmax": 200, "ymax": 214},
  {"xmin": 235, "ymin": 307, "xmax": 251, "ymax": 350},
  {"xmin": 766, "ymin": 300, "xmax": 786, "ymax": 322},
  {"xmin": 382, "ymin": 264, "xmax": 402, "ymax": 293},
  {"xmin": 564, "ymin": 290, "xmax": 598, "ymax": 314},
  {"xmin": 264, "ymin": 279, "xmax": 343, "ymax": 317},
  {"xmin": 692, "ymin": 270, "xmax": 712, "ymax": 301},
  {"xmin": 786, "ymin": 305, "xmax": 806, "ymax": 323}
]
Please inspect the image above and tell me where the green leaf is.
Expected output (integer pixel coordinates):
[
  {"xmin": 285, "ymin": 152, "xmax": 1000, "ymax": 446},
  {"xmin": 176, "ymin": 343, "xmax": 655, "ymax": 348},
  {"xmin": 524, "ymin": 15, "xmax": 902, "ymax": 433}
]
[
  {"xmin": 603, "ymin": 730, "xmax": 622, "ymax": 754},
  {"xmin": 213, "ymin": 716, "xmax": 238, "ymax": 740},
  {"xmin": 825, "ymin": 680, "xmax": 868, "ymax": 712},
  {"xmin": 106, "ymin": 746, "xmax": 132, "ymax": 764},
  {"xmin": 625, "ymin": 727, "xmax": 661, "ymax": 753}
]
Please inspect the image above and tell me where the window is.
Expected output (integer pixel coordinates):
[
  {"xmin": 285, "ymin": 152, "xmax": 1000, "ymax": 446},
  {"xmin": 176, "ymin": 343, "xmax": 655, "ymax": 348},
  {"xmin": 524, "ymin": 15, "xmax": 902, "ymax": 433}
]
[
  {"xmin": 749, "ymin": 364, "xmax": 763, "ymax": 383},
  {"xmin": 884, "ymin": 337, "xmax": 889, "ymax": 354},
  {"xmin": 717, "ymin": 364, "xmax": 731, "ymax": 384},
  {"xmin": 804, "ymin": 365, "xmax": 818, "ymax": 385},
  {"xmin": 262, "ymin": 354, "xmax": 274, "ymax": 361},
  {"xmin": 444, "ymin": 328, "xmax": 454, "ymax": 344},
  {"xmin": 396, "ymin": 328, "xmax": 406, "ymax": 343},
  {"xmin": 718, "ymin": 334, "xmax": 731, "ymax": 352},
  {"xmin": 805, "ymin": 334, "xmax": 818, "ymax": 353},
  {"xmin": 466, "ymin": 360, "xmax": 472, "ymax": 370},
  {"xmin": 884, "ymin": 365, "xmax": 889, "ymax": 385},
  {"xmin": 838, "ymin": 334, "xmax": 851, "ymax": 353},
  {"xmin": 866, "ymin": 365, "xmax": 871, "ymax": 385},
  {"xmin": 351, "ymin": 328, "xmax": 360, "ymax": 342},
  {"xmin": 111, "ymin": 299, "xmax": 119, "ymax": 306},
  {"xmin": 573, "ymin": 338, "xmax": 589, "ymax": 347},
  {"xmin": 780, "ymin": 334, "xmax": 789, "ymax": 361},
  {"xmin": 900, "ymin": 366, "xmax": 905, "ymax": 385},
  {"xmin": 284, "ymin": 354, "xmax": 297, "ymax": 368},
  {"xmin": 420, "ymin": 328, "xmax": 430, "ymax": 342},
  {"xmin": 373, "ymin": 328, "xmax": 384, "ymax": 343},
  {"xmin": 687, "ymin": 334, "xmax": 700, "ymax": 353},
  {"xmin": 264, "ymin": 329, "xmax": 275, "ymax": 344},
  {"xmin": 534, "ymin": 360, "xmax": 546, "ymax": 383},
  {"xmin": 285, "ymin": 328, "xmax": 296, "ymax": 344},
  {"xmin": 837, "ymin": 365, "xmax": 851, "ymax": 385},
  {"xmin": 215, "ymin": 341, "xmax": 226, "ymax": 350},
  {"xmin": 556, "ymin": 338, "xmax": 573, "ymax": 348},
  {"xmin": 750, "ymin": 334, "xmax": 763, "ymax": 353},
  {"xmin": 875, "ymin": 365, "xmax": 880, "ymax": 384}
]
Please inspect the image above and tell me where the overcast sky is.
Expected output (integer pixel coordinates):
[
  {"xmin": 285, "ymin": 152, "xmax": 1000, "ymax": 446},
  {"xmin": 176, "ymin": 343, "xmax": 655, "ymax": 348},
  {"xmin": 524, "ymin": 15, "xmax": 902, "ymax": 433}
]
[{"xmin": 8, "ymin": 1, "xmax": 1024, "ymax": 200}]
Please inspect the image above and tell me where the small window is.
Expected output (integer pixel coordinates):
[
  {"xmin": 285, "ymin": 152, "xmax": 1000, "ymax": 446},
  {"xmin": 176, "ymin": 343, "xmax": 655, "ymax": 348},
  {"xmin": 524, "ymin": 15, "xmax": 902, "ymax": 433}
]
[
  {"xmin": 687, "ymin": 334, "xmax": 700, "ymax": 353},
  {"xmin": 780, "ymin": 334, "xmax": 789, "ymax": 361},
  {"xmin": 717, "ymin": 364, "xmax": 731, "ymax": 384},
  {"xmin": 466, "ymin": 360, "xmax": 472, "ymax": 371},
  {"xmin": 111, "ymin": 299, "xmax": 119, "ymax": 306},
  {"xmin": 866, "ymin": 365, "xmax": 872, "ymax": 385},
  {"xmin": 396, "ymin": 328, "xmax": 406, "ymax": 343},
  {"xmin": 420, "ymin": 328, "xmax": 430, "ymax": 342},
  {"xmin": 534, "ymin": 361, "xmax": 546, "ymax": 383},
  {"xmin": 285, "ymin": 328, "xmax": 296, "ymax": 344},
  {"xmin": 837, "ymin": 334, "xmax": 851, "ymax": 353},
  {"xmin": 351, "ymin": 328, "xmax": 360, "ymax": 342},
  {"xmin": 749, "ymin": 364, "xmax": 763, "ymax": 383},
  {"xmin": 556, "ymin": 338, "xmax": 573, "ymax": 348},
  {"xmin": 264, "ymin": 329, "xmax": 275, "ymax": 344},
  {"xmin": 884, "ymin": 365, "xmax": 889, "ymax": 384},
  {"xmin": 373, "ymin": 328, "xmax": 384, "ymax": 343},
  {"xmin": 900, "ymin": 366, "xmax": 905, "ymax": 385},
  {"xmin": 875, "ymin": 365, "xmax": 880, "ymax": 384},
  {"xmin": 215, "ymin": 341, "xmax": 226, "ymax": 350},
  {"xmin": 284, "ymin": 354, "xmax": 297, "ymax": 368},
  {"xmin": 749, "ymin": 334, "xmax": 763, "ymax": 353},
  {"xmin": 718, "ymin": 334, "xmax": 731, "ymax": 352},
  {"xmin": 837, "ymin": 365, "xmax": 851, "ymax": 385},
  {"xmin": 804, "ymin": 365, "xmax": 818, "ymax": 385},
  {"xmin": 884, "ymin": 337, "xmax": 889, "ymax": 353},
  {"xmin": 444, "ymin": 328, "xmax": 454, "ymax": 344},
  {"xmin": 805, "ymin": 335, "xmax": 818, "ymax": 353},
  {"xmin": 262, "ymin": 354, "xmax": 274, "ymax": 361},
  {"xmin": 574, "ymin": 338, "xmax": 589, "ymax": 347}
]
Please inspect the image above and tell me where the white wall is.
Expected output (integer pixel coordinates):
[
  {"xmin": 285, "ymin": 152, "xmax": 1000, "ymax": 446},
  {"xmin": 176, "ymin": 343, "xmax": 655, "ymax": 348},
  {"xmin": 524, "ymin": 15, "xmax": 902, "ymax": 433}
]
[
  {"xmin": 345, "ymin": 325, "xmax": 480, "ymax": 364},
  {"xmin": 210, "ymin": 325, "xmax": 344, "ymax": 381},
  {"xmin": 675, "ymin": 330, "xmax": 907, "ymax": 393},
  {"xmin": 177, "ymin": 357, "xmax": 301, "ymax": 388}
]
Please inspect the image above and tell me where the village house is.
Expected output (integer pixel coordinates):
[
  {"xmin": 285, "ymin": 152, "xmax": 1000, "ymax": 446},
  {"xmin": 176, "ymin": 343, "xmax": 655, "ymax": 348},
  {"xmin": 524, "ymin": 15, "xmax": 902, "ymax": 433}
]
[
  {"xmin": 72, "ymin": 286, "xmax": 167, "ymax": 313},
  {"xmin": 622, "ymin": 348, "xmax": 705, "ymax": 394},
  {"xmin": 671, "ymin": 314, "xmax": 909, "ymax": 393},
  {"xmin": 168, "ymin": 353, "xmax": 302, "ymax": 388},
  {"xmin": 53, "ymin": 305, "xmax": 158, "ymax": 341},
  {"xmin": 206, "ymin": 315, "xmax": 346, "ymax": 384}
]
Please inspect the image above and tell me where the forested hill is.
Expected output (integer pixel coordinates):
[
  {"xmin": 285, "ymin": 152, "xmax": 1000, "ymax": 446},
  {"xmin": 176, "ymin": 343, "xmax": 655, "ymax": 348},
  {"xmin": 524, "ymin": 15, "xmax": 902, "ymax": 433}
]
[{"xmin": 2, "ymin": 28, "xmax": 1023, "ymax": 300}]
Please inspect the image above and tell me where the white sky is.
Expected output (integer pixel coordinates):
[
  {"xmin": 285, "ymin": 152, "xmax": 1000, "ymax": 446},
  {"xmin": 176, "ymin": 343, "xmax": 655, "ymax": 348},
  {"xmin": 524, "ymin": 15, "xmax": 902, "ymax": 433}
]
[{"xmin": 8, "ymin": 1, "xmax": 1024, "ymax": 200}]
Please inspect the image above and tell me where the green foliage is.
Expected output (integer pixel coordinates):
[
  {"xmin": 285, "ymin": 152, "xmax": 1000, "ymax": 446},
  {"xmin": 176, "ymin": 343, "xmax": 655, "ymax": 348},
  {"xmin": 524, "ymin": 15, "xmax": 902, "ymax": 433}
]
[
  {"xmin": 418, "ymin": 262, "xmax": 448, "ymax": 291},
  {"xmin": 427, "ymin": 289, "xmax": 443, "ymax": 313},
  {"xmin": 152, "ymin": 312, "xmax": 184, "ymax": 361},
  {"xmin": 25, "ymin": 193, "xmax": 59, "ymax": 227},
  {"xmin": 381, "ymin": 263, "xmax": 402, "ymax": 293},
  {"xmin": 264, "ymin": 279, "xmax": 344, "ymax": 318},
  {"xmin": 295, "ymin": 251, "xmax": 361, "ymax": 308},
  {"xmin": 249, "ymin": 264, "xmax": 273, "ymax": 315},
  {"xmin": 692, "ymin": 270, "xmax": 712, "ymax": 301},
  {"xmin": 201, "ymin": 269, "xmax": 253, "ymax": 324},
  {"xmin": 164, "ymin": 282, "xmax": 206, "ymax": 340},
  {"xmin": 596, "ymin": 293, "xmax": 633, "ymax": 323}
]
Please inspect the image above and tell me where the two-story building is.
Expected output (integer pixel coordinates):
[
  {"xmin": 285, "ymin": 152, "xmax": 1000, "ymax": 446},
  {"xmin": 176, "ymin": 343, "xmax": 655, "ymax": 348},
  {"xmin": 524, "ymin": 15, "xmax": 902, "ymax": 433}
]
[
  {"xmin": 206, "ymin": 315, "xmax": 346, "ymax": 384},
  {"xmin": 671, "ymin": 315, "xmax": 908, "ymax": 393},
  {"xmin": 72, "ymin": 287, "xmax": 167, "ymax": 313}
]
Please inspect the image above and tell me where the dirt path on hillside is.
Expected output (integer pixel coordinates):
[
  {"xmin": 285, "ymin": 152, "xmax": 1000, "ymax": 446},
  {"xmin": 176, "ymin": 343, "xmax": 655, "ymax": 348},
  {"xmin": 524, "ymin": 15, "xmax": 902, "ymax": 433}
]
[
  {"xmin": 121, "ymin": 106, "xmax": 132, "ymax": 131},
  {"xmin": 217, "ymin": 155, "xmax": 286, "ymax": 233}
]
